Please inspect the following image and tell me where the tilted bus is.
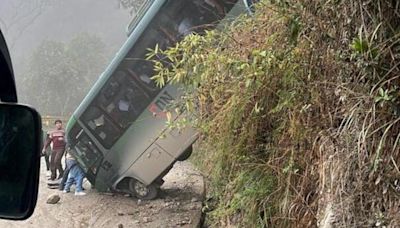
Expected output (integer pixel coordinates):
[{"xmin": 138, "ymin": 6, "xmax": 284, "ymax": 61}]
[{"xmin": 66, "ymin": 0, "xmax": 255, "ymax": 199}]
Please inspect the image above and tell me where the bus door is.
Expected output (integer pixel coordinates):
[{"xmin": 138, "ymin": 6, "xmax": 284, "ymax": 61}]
[{"xmin": 67, "ymin": 122, "xmax": 112, "ymax": 191}]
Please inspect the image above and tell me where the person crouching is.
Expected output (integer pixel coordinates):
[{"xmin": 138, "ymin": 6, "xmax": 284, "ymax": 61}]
[{"xmin": 62, "ymin": 151, "xmax": 86, "ymax": 196}]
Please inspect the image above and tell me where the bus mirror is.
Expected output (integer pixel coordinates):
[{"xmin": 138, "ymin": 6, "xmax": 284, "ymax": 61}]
[{"xmin": 0, "ymin": 103, "xmax": 41, "ymax": 220}]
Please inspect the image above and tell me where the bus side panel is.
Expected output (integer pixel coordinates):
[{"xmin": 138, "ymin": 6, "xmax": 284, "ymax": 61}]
[
  {"xmin": 101, "ymin": 86, "xmax": 179, "ymax": 183},
  {"xmin": 115, "ymin": 121, "xmax": 198, "ymax": 187},
  {"xmin": 155, "ymin": 120, "xmax": 198, "ymax": 159},
  {"xmin": 123, "ymin": 144, "xmax": 174, "ymax": 185}
]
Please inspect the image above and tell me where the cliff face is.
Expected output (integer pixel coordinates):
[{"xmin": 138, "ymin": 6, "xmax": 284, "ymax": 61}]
[{"xmin": 150, "ymin": 0, "xmax": 400, "ymax": 227}]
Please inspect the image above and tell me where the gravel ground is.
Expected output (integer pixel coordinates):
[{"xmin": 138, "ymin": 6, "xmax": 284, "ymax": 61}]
[{"xmin": 0, "ymin": 160, "xmax": 204, "ymax": 228}]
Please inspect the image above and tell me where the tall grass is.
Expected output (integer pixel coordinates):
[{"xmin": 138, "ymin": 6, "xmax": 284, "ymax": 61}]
[{"xmin": 151, "ymin": 0, "xmax": 400, "ymax": 226}]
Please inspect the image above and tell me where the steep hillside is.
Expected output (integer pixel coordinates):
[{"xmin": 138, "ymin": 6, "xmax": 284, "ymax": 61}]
[{"xmin": 151, "ymin": 0, "xmax": 400, "ymax": 227}]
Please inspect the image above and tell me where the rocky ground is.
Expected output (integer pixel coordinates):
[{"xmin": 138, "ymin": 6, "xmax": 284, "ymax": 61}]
[{"xmin": 0, "ymin": 160, "xmax": 204, "ymax": 228}]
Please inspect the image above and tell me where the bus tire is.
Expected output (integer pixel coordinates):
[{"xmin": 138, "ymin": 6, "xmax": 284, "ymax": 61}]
[
  {"xmin": 128, "ymin": 179, "xmax": 158, "ymax": 200},
  {"xmin": 177, "ymin": 145, "xmax": 193, "ymax": 161}
]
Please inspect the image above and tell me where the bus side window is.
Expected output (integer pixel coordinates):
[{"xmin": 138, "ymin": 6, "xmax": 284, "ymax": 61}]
[
  {"xmin": 102, "ymin": 81, "xmax": 120, "ymax": 100},
  {"xmin": 81, "ymin": 106, "xmax": 120, "ymax": 149},
  {"xmin": 75, "ymin": 134, "xmax": 102, "ymax": 168},
  {"xmin": 96, "ymin": 71, "xmax": 153, "ymax": 129},
  {"xmin": 122, "ymin": 27, "xmax": 165, "ymax": 94},
  {"xmin": 154, "ymin": 11, "xmax": 179, "ymax": 44},
  {"xmin": 126, "ymin": 63, "xmax": 160, "ymax": 95},
  {"xmin": 97, "ymin": 71, "xmax": 126, "ymax": 109},
  {"xmin": 157, "ymin": 2, "xmax": 207, "ymax": 42},
  {"xmin": 123, "ymin": 27, "xmax": 165, "ymax": 84}
]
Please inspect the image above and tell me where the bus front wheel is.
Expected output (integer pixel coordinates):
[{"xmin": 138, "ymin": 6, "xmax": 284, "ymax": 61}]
[{"xmin": 128, "ymin": 179, "xmax": 158, "ymax": 200}]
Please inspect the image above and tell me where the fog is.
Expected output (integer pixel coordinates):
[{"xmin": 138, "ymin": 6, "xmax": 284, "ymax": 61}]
[{"xmin": 0, "ymin": 0, "xmax": 137, "ymax": 116}]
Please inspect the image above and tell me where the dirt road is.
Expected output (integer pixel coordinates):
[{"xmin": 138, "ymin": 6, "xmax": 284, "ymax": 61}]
[{"xmin": 0, "ymin": 160, "xmax": 204, "ymax": 228}]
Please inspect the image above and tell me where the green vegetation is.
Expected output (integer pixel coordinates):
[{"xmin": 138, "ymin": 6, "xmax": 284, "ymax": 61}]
[{"xmin": 151, "ymin": 0, "xmax": 400, "ymax": 226}]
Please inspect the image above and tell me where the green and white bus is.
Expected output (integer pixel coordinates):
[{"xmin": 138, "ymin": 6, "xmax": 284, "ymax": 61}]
[{"xmin": 66, "ymin": 0, "xmax": 254, "ymax": 199}]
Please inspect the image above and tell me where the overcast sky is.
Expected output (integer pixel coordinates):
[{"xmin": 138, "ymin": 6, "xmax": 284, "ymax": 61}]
[{"xmin": 0, "ymin": 0, "xmax": 132, "ymax": 87}]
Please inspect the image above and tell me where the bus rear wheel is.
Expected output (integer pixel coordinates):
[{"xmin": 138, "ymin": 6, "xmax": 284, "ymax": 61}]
[{"xmin": 128, "ymin": 179, "xmax": 158, "ymax": 200}]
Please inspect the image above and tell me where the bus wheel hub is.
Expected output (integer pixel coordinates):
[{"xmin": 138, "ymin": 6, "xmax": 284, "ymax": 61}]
[{"xmin": 128, "ymin": 179, "xmax": 158, "ymax": 200}]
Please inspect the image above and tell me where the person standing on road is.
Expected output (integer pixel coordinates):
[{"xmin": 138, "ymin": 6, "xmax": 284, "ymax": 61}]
[
  {"xmin": 42, "ymin": 119, "xmax": 66, "ymax": 181},
  {"xmin": 41, "ymin": 131, "xmax": 52, "ymax": 177}
]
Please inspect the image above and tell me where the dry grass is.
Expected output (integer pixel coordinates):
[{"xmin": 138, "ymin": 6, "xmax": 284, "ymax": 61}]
[{"xmin": 151, "ymin": 0, "xmax": 400, "ymax": 226}]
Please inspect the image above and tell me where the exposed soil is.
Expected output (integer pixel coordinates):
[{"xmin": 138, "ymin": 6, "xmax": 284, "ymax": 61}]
[{"xmin": 0, "ymin": 160, "xmax": 204, "ymax": 228}]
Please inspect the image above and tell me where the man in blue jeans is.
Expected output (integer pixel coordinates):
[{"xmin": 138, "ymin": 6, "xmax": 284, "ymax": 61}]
[
  {"xmin": 62, "ymin": 150, "xmax": 86, "ymax": 196},
  {"xmin": 58, "ymin": 148, "xmax": 74, "ymax": 191}
]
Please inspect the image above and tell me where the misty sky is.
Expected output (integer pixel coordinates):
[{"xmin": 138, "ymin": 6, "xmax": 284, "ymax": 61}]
[{"xmin": 0, "ymin": 0, "xmax": 133, "ymax": 96}]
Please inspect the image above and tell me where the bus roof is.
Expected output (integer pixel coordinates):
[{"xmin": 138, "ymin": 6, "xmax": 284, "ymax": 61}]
[{"xmin": 126, "ymin": 0, "xmax": 158, "ymax": 37}]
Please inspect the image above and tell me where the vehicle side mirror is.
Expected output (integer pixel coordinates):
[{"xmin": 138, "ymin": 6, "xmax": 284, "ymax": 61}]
[{"xmin": 0, "ymin": 103, "xmax": 41, "ymax": 220}]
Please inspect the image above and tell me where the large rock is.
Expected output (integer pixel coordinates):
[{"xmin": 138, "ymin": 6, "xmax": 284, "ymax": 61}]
[{"xmin": 46, "ymin": 194, "xmax": 60, "ymax": 204}]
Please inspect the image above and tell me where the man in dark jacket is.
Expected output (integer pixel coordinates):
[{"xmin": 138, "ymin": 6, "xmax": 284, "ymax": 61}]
[{"xmin": 42, "ymin": 120, "xmax": 66, "ymax": 180}]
